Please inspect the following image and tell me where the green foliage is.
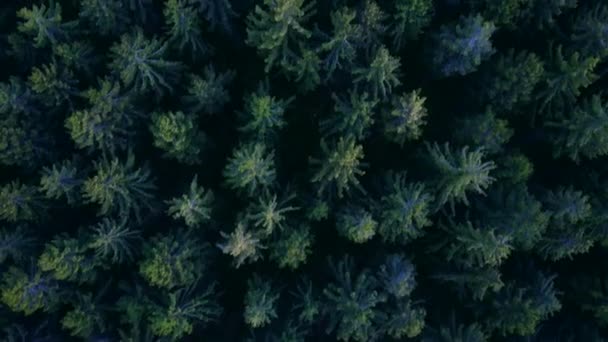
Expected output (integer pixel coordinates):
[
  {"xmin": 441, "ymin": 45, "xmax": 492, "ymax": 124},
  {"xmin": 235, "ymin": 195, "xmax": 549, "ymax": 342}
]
[
  {"xmin": 478, "ymin": 50, "xmax": 545, "ymax": 112},
  {"xmin": 431, "ymin": 15, "xmax": 496, "ymax": 77},
  {"xmin": 323, "ymin": 256, "xmax": 386, "ymax": 341},
  {"xmin": 377, "ymin": 254, "xmax": 416, "ymax": 298},
  {"xmin": 79, "ymin": 0, "xmax": 129, "ymax": 36},
  {"xmin": 109, "ymin": 29, "xmax": 182, "ymax": 95},
  {"xmin": 87, "ymin": 217, "xmax": 140, "ymax": 264},
  {"xmin": 217, "ymin": 221, "xmax": 265, "ymax": 268},
  {"xmin": 61, "ymin": 293, "xmax": 105, "ymax": 338},
  {"xmin": 223, "ymin": 143, "xmax": 277, "ymax": 196},
  {"xmin": 244, "ymin": 274, "xmax": 280, "ymax": 328},
  {"xmin": 375, "ymin": 172, "xmax": 434, "ymax": 244},
  {"xmin": 422, "ymin": 319, "xmax": 487, "ymax": 342},
  {"xmin": 150, "ymin": 110, "xmax": 206, "ymax": 164},
  {"xmin": 486, "ymin": 273, "xmax": 561, "ymax": 336},
  {"xmin": 238, "ymin": 84, "xmax": 294, "ymax": 142},
  {"xmin": 452, "ymin": 108, "xmax": 513, "ymax": 154},
  {"xmin": 336, "ymin": 205, "xmax": 377, "ymax": 243},
  {"xmin": 53, "ymin": 41, "xmax": 98, "ymax": 77},
  {"xmin": 381, "ymin": 298, "xmax": 426, "ymax": 339},
  {"xmin": 318, "ymin": 6, "xmax": 361, "ymax": 78},
  {"xmin": 426, "ymin": 142, "xmax": 496, "ymax": 210},
  {"xmin": 0, "ymin": 266, "xmax": 58, "ymax": 315},
  {"xmin": 83, "ymin": 153, "xmax": 156, "ymax": 221},
  {"xmin": 38, "ymin": 236, "xmax": 97, "ymax": 283},
  {"xmin": 189, "ymin": 0, "xmax": 236, "ymax": 32},
  {"xmin": 475, "ymin": 184, "xmax": 549, "ymax": 251},
  {"xmin": 291, "ymin": 278, "xmax": 321, "ymax": 325},
  {"xmin": 0, "ymin": 181, "xmax": 45, "ymax": 222},
  {"xmin": 493, "ymin": 153, "xmax": 534, "ymax": 185},
  {"xmin": 382, "ymin": 89, "xmax": 428, "ymax": 146},
  {"xmin": 352, "ymin": 46, "xmax": 401, "ymax": 100},
  {"xmin": 39, "ymin": 159, "xmax": 83, "ymax": 204},
  {"xmin": 0, "ymin": 225, "xmax": 35, "ymax": 264},
  {"xmin": 182, "ymin": 65, "xmax": 235, "ymax": 114},
  {"xmin": 390, "ymin": 0, "xmax": 434, "ymax": 49},
  {"xmin": 571, "ymin": 4, "xmax": 608, "ymax": 58},
  {"xmin": 65, "ymin": 79, "xmax": 135, "ymax": 152},
  {"xmin": 139, "ymin": 231, "xmax": 207, "ymax": 289},
  {"xmin": 167, "ymin": 175, "xmax": 214, "ymax": 228},
  {"xmin": 246, "ymin": 191, "xmax": 298, "ymax": 236},
  {"xmin": 164, "ymin": 0, "xmax": 210, "ymax": 59},
  {"xmin": 537, "ymin": 187, "xmax": 596, "ymax": 260},
  {"xmin": 281, "ymin": 44, "xmax": 322, "ymax": 92},
  {"xmin": 433, "ymin": 265, "xmax": 504, "ymax": 301},
  {"xmin": 310, "ymin": 136, "xmax": 366, "ymax": 198},
  {"xmin": 435, "ymin": 221, "xmax": 512, "ymax": 268},
  {"xmin": 246, "ymin": 0, "xmax": 315, "ymax": 72},
  {"xmin": 547, "ymin": 95, "xmax": 608, "ymax": 161},
  {"xmin": 321, "ymin": 90, "xmax": 378, "ymax": 140},
  {"xmin": 271, "ymin": 225, "xmax": 313, "ymax": 269},
  {"xmin": 28, "ymin": 62, "xmax": 77, "ymax": 107},
  {"xmin": 357, "ymin": 1, "xmax": 386, "ymax": 55},
  {"xmin": 537, "ymin": 46, "xmax": 599, "ymax": 116},
  {"xmin": 148, "ymin": 283, "xmax": 222, "ymax": 339},
  {"xmin": 17, "ymin": 3, "xmax": 73, "ymax": 47}
]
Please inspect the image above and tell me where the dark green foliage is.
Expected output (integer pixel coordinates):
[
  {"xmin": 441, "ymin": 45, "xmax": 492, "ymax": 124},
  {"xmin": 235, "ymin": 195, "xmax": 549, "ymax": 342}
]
[
  {"xmin": 318, "ymin": 6, "xmax": 361, "ymax": 78},
  {"xmin": 375, "ymin": 171, "xmax": 433, "ymax": 243},
  {"xmin": 336, "ymin": 204, "xmax": 377, "ymax": 243},
  {"xmin": 0, "ymin": 181, "xmax": 45, "ymax": 222},
  {"xmin": 474, "ymin": 184, "xmax": 549, "ymax": 251},
  {"xmin": 79, "ymin": 0, "xmax": 129, "ymax": 36},
  {"xmin": 17, "ymin": 3, "xmax": 74, "ymax": 48},
  {"xmin": 477, "ymin": 50, "xmax": 545, "ymax": 112},
  {"xmin": 390, "ymin": 0, "xmax": 434, "ymax": 49},
  {"xmin": 238, "ymin": 83, "xmax": 294, "ymax": 142},
  {"xmin": 182, "ymin": 65, "xmax": 235, "ymax": 115},
  {"xmin": 39, "ymin": 159, "xmax": 83, "ymax": 204},
  {"xmin": 246, "ymin": 0, "xmax": 315, "ymax": 72},
  {"xmin": 536, "ymin": 46, "xmax": 598, "ymax": 116},
  {"xmin": 323, "ymin": 256, "xmax": 386, "ymax": 341},
  {"xmin": 430, "ymin": 15, "xmax": 496, "ymax": 77},
  {"xmin": 65, "ymin": 79, "xmax": 135, "ymax": 152},
  {"xmin": 2, "ymin": 1, "xmax": 608, "ymax": 340},
  {"xmin": 452, "ymin": 108, "xmax": 513, "ymax": 154},
  {"xmin": 352, "ymin": 46, "xmax": 401, "ymax": 100},
  {"xmin": 547, "ymin": 95, "xmax": 608, "ymax": 161},
  {"xmin": 0, "ymin": 266, "xmax": 58, "ymax": 315},
  {"xmin": 0, "ymin": 226, "xmax": 35, "ymax": 264},
  {"xmin": 139, "ymin": 230, "xmax": 207, "ymax": 289},
  {"xmin": 164, "ymin": 0, "xmax": 211, "ymax": 60},
  {"xmin": 486, "ymin": 273, "xmax": 561, "ymax": 336},
  {"xmin": 320, "ymin": 90, "xmax": 377, "ymax": 140},
  {"xmin": 426, "ymin": 142, "xmax": 496, "ymax": 210},
  {"xmin": 150, "ymin": 110, "xmax": 207, "ymax": 164},
  {"xmin": 109, "ymin": 29, "xmax": 182, "ymax": 95},
  {"xmin": 148, "ymin": 282, "xmax": 222, "ymax": 338},
  {"xmin": 83, "ymin": 153, "xmax": 156, "ymax": 221},
  {"xmin": 244, "ymin": 274, "xmax": 280, "ymax": 328},
  {"xmin": 310, "ymin": 136, "xmax": 366, "ymax": 198},
  {"xmin": 167, "ymin": 175, "xmax": 214, "ymax": 228},
  {"xmin": 382, "ymin": 89, "xmax": 428, "ymax": 146},
  {"xmin": 87, "ymin": 217, "xmax": 140, "ymax": 264}
]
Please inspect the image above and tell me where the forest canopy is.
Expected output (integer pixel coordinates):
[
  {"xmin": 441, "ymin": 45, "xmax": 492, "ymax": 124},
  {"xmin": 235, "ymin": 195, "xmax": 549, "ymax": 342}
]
[{"xmin": 1, "ymin": 0, "xmax": 608, "ymax": 341}]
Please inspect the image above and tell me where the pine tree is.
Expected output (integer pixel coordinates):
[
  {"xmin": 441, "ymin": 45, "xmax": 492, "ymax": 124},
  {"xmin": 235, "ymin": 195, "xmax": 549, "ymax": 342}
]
[
  {"xmin": 150, "ymin": 111, "xmax": 207, "ymax": 164},
  {"xmin": 271, "ymin": 224, "xmax": 313, "ymax": 269},
  {"xmin": 431, "ymin": 15, "xmax": 496, "ymax": 77},
  {"xmin": 244, "ymin": 274, "xmax": 280, "ymax": 328},
  {"xmin": 318, "ymin": 6, "xmax": 361, "ymax": 79},
  {"xmin": 17, "ymin": 2, "xmax": 74, "ymax": 48},
  {"xmin": 82, "ymin": 153, "xmax": 156, "ymax": 221},
  {"xmin": 352, "ymin": 46, "xmax": 401, "ymax": 100},
  {"xmin": 164, "ymin": 0, "xmax": 211, "ymax": 60},
  {"xmin": 310, "ymin": 136, "xmax": 367, "ymax": 198},
  {"xmin": 167, "ymin": 175, "xmax": 214, "ymax": 228},
  {"xmin": 382, "ymin": 89, "xmax": 428, "ymax": 146},
  {"xmin": 320, "ymin": 90, "xmax": 377, "ymax": 140},
  {"xmin": 182, "ymin": 65, "xmax": 235, "ymax": 115},
  {"xmin": 223, "ymin": 143, "xmax": 277, "ymax": 196},
  {"xmin": 390, "ymin": 0, "xmax": 434, "ymax": 49},
  {"xmin": 0, "ymin": 181, "xmax": 45, "ymax": 222},
  {"xmin": 217, "ymin": 221, "xmax": 266, "ymax": 268},
  {"xmin": 246, "ymin": 0, "xmax": 315, "ymax": 72},
  {"xmin": 109, "ymin": 29, "xmax": 182, "ymax": 95}
]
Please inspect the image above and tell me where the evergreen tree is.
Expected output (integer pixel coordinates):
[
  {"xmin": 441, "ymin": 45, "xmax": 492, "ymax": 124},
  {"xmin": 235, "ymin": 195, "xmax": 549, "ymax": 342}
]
[
  {"xmin": 244, "ymin": 274, "xmax": 280, "ymax": 328},
  {"xmin": 320, "ymin": 90, "xmax": 377, "ymax": 140},
  {"xmin": 223, "ymin": 143, "xmax": 277, "ymax": 196},
  {"xmin": 352, "ymin": 46, "xmax": 401, "ymax": 100},
  {"xmin": 382, "ymin": 89, "xmax": 428, "ymax": 146},
  {"xmin": 109, "ymin": 29, "xmax": 182, "ymax": 95},
  {"xmin": 182, "ymin": 65, "xmax": 235, "ymax": 115},
  {"xmin": 164, "ymin": 0, "xmax": 211, "ymax": 60},
  {"xmin": 310, "ymin": 136, "xmax": 366, "ymax": 198},
  {"xmin": 390, "ymin": 0, "xmax": 434, "ymax": 49},
  {"xmin": 0, "ymin": 181, "xmax": 45, "ymax": 222},
  {"xmin": 430, "ymin": 15, "xmax": 496, "ymax": 77},
  {"xmin": 17, "ymin": 2, "xmax": 74, "ymax": 48},
  {"xmin": 150, "ymin": 111, "xmax": 207, "ymax": 164},
  {"xmin": 82, "ymin": 153, "xmax": 156, "ymax": 221},
  {"xmin": 166, "ymin": 175, "xmax": 214, "ymax": 228}
]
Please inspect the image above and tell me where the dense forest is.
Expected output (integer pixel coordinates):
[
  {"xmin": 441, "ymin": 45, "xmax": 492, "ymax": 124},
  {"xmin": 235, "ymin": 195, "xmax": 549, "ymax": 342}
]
[{"xmin": 1, "ymin": 0, "xmax": 608, "ymax": 340}]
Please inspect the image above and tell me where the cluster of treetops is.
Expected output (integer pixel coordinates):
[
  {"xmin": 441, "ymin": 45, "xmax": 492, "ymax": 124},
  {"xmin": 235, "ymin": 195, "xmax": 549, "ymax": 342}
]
[{"xmin": 1, "ymin": 0, "xmax": 608, "ymax": 340}]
